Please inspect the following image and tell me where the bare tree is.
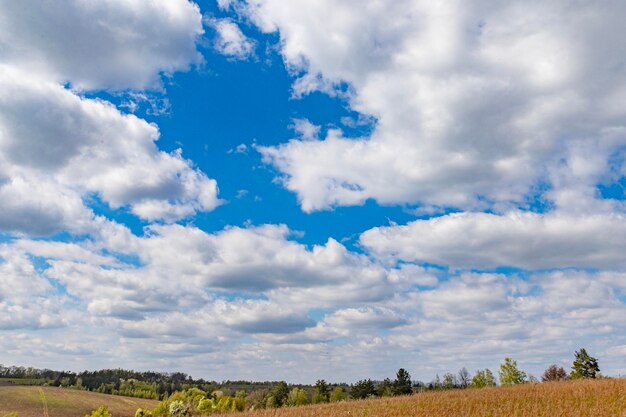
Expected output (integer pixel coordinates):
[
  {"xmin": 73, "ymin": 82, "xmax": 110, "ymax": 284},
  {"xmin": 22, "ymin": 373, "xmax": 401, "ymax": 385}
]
[
  {"xmin": 542, "ymin": 364, "xmax": 568, "ymax": 382},
  {"xmin": 458, "ymin": 368, "xmax": 470, "ymax": 388}
]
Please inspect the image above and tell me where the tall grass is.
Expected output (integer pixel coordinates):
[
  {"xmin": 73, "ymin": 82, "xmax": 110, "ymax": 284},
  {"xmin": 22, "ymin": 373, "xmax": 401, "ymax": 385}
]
[{"xmin": 237, "ymin": 378, "xmax": 625, "ymax": 417}]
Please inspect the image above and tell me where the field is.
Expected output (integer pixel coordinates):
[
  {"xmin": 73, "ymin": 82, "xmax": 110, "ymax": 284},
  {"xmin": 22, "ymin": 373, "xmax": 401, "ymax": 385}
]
[
  {"xmin": 0, "ymin": 379, "xmax": 624, "ymax": 417},
  {"xmin": 0, "ymin": 386, "xmax": 157, "ymax": 417},
  {"xmin": 242, "ymin": 379, "xmax": 625, "ymax": 417}
]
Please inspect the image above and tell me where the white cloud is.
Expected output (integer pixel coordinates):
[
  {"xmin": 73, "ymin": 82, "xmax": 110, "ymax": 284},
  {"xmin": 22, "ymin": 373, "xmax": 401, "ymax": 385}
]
[
  {"xmin": 207, "ymin": 18, "xmax": 256, "ymax": 60},
  {"xmin": 0, "ymin": 66, "xmax": 221, "ymax": 230},
  {"xmin": 241, "ymin": 0, "xmax": 626, "ymax": 212},
  {"xmin": 0, "ymin": 0, "xmax": 204, "ymax": 90},
  {"xmin": 360, "ymin": 211, "xmax": 626, "ymax": 270},
  {"xmin": 0, "ymin": 223, "xmax": 625, "ymax": 380},
  {"xmin": 291, "ymin": 118, "xmax": 320, "ymax": 141}
]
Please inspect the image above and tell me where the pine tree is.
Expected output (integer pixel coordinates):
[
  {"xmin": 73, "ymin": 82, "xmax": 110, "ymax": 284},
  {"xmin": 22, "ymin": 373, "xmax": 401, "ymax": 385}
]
[
  {"xmin": 571, "ymin": 348, "xmax": 600, "ymax": 379},
  {"xmin": 393, "ymin": 368, "xmax": 412, "ymax": 395}
]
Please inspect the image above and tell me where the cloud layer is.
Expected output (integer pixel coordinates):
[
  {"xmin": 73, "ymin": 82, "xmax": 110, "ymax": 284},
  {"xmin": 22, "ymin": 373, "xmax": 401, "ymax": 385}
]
[
  {"xmin": 238, "ymin": 0, "xmax": 626, "ymax": 213},
  {"xmin": 0, "ymin": 0, "xmax": 625, "ymax": 384}
]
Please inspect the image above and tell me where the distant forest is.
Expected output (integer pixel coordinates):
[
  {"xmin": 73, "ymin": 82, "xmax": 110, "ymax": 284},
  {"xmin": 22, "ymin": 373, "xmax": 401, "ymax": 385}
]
[{"xmin": 0, "ymin": 349, "xmax": 602, "ymax": 405}]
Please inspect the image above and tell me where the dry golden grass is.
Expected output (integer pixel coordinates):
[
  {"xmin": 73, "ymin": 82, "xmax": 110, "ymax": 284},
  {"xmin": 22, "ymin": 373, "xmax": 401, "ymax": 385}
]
[{"xmin": 239, "ymin": 379, "xmax": 625, "ymax": 417}]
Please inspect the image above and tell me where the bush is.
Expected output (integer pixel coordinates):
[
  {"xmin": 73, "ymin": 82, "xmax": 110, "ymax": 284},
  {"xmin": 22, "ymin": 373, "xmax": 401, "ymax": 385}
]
[
  {"xmin": 285, "ymin": 388, "xmax": 309, "ymax": 406},
  {"xmin": 168, "ymin": 400, "xmax": 189, "ymax": 417},
  {"xmin": 85, "ymin": 406, "xmax": 112, "ymax": 417},
  {"xmin": 329, "ymin": 386, "xmax": 345, "ymax": 402}
]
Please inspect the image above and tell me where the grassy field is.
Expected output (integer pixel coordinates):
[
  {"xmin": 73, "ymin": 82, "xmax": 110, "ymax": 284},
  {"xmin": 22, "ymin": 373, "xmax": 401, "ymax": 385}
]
[
  {"xmin": 0, "ymin": 378, "xmax": 623, "ymax": 417},
  {"xmin": 0, "ymin": 386, "xmax": 158, "ymax": 417},
  {"xmin": 241, "ymin": 378, "xmax": 625, "ymax": 417}
]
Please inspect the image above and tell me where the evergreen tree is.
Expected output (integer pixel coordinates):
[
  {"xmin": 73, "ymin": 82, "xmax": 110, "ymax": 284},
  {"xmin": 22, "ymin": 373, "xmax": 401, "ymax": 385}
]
[
  {"xmin": 266, "ymin": 381, "xmax": 289, "ymax": 408},
  {"xmin": 571, "ymin": 348, "xmax": 600, "ymax": 379},
  {"xmin": 350, "ymin": 379, "xmax": 376, "ymax": 399},
  {"xmin": 393, "ymin": 368, "xmax": 413, "ymax": 395},
  {"xmin": 312, "ymin": 379, "xmax": 330, "ymax": 403}
]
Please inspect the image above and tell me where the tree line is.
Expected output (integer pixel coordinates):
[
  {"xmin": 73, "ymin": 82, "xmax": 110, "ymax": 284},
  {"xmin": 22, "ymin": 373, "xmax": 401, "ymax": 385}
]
[{"xmin": 1, "ymin": 348, "xmax": 604, "ymax": 417}]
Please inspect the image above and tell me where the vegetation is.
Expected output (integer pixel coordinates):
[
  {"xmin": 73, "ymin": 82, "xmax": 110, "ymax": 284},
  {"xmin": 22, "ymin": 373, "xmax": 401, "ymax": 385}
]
[
  {"xmin": 542, "ymin": 364, "xmax": 568, "ymax": 382},
  {"xmin": 1, "ymin": 348, "xmax": 616, "ymax": 417},
  {"xmin": 499, "ymin": 357, "xmax": 527, "ymax": 385},
  {"xmin": 234, "ymin": 378, "xmax": 626, "ymax": 417},
  {"xmin": 571, "ymin": 348, "xmax": 600, "ymax": 379},
  {"xmin": 0, "ymin": 386, "xmax": 157, "ymax": 417}
]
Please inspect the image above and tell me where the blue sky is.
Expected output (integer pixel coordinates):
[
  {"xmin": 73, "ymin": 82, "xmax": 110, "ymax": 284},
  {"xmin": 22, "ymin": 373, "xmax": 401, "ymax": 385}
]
[{"xmin": 0, "ymin": 0, "xmax": 625, "ymax": 383}]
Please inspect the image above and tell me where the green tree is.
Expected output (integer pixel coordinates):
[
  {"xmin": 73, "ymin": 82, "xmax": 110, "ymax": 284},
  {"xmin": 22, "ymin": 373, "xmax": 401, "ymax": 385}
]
[
  {"xmin": 471, "ymin": 369, "xmax": 496, "ymax": 388},
  {"xmin": 499, "ymin": 358, "xmax": 527, "ymax": 385},
  {"xmin": 377, "ymin": 378, "xmax": 394, "ymax": 397},
  {"xmin": 312, "ymin": 379, "xmax": 330, "ymax": 403},
  {"xmin": 266, "ymin": 381, "xmax": 289, "ymax": 408},
  {"xmin": 285, "ymin": 387, "xmax": 309, "ymax": 406},
  {"xmin": 329, "ymin": 386, "xmax": 345, "ymax": 402},
  {"xmin": 350, "ymin": 379, "xmax": 376, "ymax": 399},
  {"xmin": 393, "ymin": 368, "xmax": 413, "ymax": 395},
  {"xmin": 85, "ymin": 406, "xmax": 112, "ymax": 417},
  {"xmin": 442, "ymin": 372, "xmax": 456, "ymax": 389},
  {"xmin": 571, "ymin": 348, "xmax": 600, "ymax": 379}
]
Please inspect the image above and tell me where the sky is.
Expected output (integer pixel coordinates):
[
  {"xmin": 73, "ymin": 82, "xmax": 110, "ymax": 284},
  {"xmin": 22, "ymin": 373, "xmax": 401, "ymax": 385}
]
[{"xmin": 0, "ymin": 0, "xmax": 625, "ymax": 384}]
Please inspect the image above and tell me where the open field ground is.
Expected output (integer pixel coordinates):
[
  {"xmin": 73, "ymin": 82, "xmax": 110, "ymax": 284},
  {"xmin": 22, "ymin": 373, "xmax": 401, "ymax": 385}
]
[
  {"xmin": 0, "ymin": 379, "xmax": 623, "ymax": 417},
  {"xmin": 242, "ymin": 379, "xmax": 625, "ymax": 417},
  {"xmin": 0, "ymin": 386, "xmax": 158, "ymax": 417}
]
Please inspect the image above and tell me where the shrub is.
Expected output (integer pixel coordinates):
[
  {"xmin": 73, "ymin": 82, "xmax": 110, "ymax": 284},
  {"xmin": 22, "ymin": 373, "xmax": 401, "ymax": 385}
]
[
  {"xmin": 135, "ymin": 409, "xmax": 152, "ymax": 417},
  {"xmin": 329, "ymin": 386, "xmax": 345, "ymax": 402},
  {"xmin": 85, "ymin": 406, "xmax": 112, "ymax": 417},
  {"xmin": 285, "ymin": 388, "xmax": 309, "ymax": 406},
  {"xmin": 168, "ymin": 400, "xmax": 189, "ymax": 417}
]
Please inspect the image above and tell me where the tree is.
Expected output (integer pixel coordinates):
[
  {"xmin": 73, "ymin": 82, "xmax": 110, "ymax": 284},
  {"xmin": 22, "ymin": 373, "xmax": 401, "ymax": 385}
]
[
  {"xmin": 168, "ymin": 401, "xmax": 189, "ymax": 417},
  {"xmin": 312, "ymin": 379, "xmax": 330, "ymax": 403},
  {"xmin": 329, "ymin": 386, "xmax": 345, "ymax": 402},
  {"xmin": 542, "ymin": 364, "xmax": 568, "ymax": 382},
  {"xmin": 85, "ymin": 406, "xmax": 112, "ymax": 417},
  {"xmin": 285, "ymin": 388, "xmax": 309, "ymax": 407},
  {"xmin": 266, "ymin": 381, "xmax": 289, "ymax": 408},
  {"xmin": 393, "ymin": 368, "xmax": 413, "ymax": 395},
  {"xmin": 458, "ymin": 368, "xmax": 470, "ymax": 388},
  {"xmin": 499, "ymin": 358, "xmax": 527, "ymax": 385},
  {"xmin": 471, "ymin": 369, "xmax": 496, "ymax": 388},
  {"xmin": 350, "ymin": 379, "xmax": 376, "ymax": 399},
  {"xmin": 442, "ymin": 372, "xmax": 456, "ymax": 390},
  {"xmin": 377, "ymin": 378, "xmax": 394, "ymax": 397},
  {"xmin": 571, "ymin": 348, "xmax": 600, "ymax": 379}
]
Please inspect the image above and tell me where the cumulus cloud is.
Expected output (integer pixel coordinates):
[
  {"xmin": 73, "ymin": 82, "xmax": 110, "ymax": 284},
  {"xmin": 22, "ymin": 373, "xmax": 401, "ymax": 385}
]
[
  {"xmin": 0, "ymin": 66, "xmax": 221, "ymax": 229},
  {"xmin": 240, "ymin": 0, "xmax": 626, "ymax": 212},
  {"xmin": 207, "ymin": 18, "xmax": 256, "ymax": 60},
  {"xmin": 0, "ymin": 0, "xmax": 204, "ymax": 90},
  {"xmin": 360, "ymin": 211, "xmax": 626, "ymax": 270}
]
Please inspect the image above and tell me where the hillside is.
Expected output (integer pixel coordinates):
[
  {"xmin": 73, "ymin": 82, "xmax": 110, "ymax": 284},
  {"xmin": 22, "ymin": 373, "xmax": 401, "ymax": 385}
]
[
  {"xmin": 239, "ymin": 379, "xmax": 625, "ymax": 417},
  {"xmin": 0, "ymin": 386, "xmax": 157, "ymax": 417}
]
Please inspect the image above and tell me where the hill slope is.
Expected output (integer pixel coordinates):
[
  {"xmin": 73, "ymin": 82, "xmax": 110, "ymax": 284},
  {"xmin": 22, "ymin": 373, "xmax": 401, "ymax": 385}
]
[
  {"xmin": 242, "ymin": 379, "xmax": 625, "ymax": 417},
  {"xmin": 0, "ymin": 386, "xmax": 157, "ymax": 417}
]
